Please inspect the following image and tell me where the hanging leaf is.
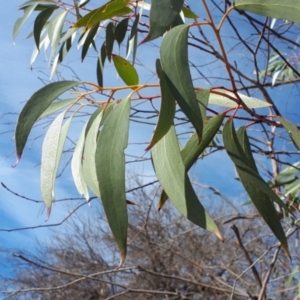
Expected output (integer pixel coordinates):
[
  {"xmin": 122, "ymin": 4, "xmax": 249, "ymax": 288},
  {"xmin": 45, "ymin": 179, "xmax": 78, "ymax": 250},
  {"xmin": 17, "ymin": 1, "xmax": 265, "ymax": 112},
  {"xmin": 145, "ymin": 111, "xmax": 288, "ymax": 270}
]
[
  {"xmin": 71, "ymin": 123, "xmax": 90, "ymax": 200},
  {"xmin": 115, "ymin": 18, "xmax": 129, "ymax": 47},
  {"xmin": 15, "ymin": 81, "xmax": 81, "ymax": 162},
  {"xmin": 34, "ymin": 6, "xmax": 57, "ymax": 50},
  {"xmin": 196, "ymin": 89, "xmax": 210, "ymax": 121},
  {"xmin": 160, "ymin": 24, "xmax": 203, "ymax": 138},
  {"xmin": 126, "ymin": 14, "xmax": 140, "ymax": 65},
  {"xmin": 146, "ymin": 59, "xmax": 176, "ymax": 150},
  {"xmin": 96, "ymin": 96, "xmax": 131, "ymax": 267},
  {"xmin": 182, "ymin": 6, "xmax": 198, "ymax": 19},
  {"xmin": 152, "ymin": 125, "xmax": 222, "ymax": 240},
  {"xmin": 73, "ymin": 0, "xmax": 131, "ymax": 29},
  {"xmin": 81, "ymin": 22, "xmax": 99, "ymax": 61},
  {"xmin": 141, "ymin": 0, "xmax": 184, "ymax": 44},
  {"xmin": 39, "ymin": 98, "xmax": 77, "ymax": 119},
  {"xmin": 112, "ymin": 54, "xmax": 139, "ymax": 87},
  {"xmin": 106, "ymin": 22, "xmax": 115, "ymax": 62},
  {"xmin": 158, "ymin": 113, "xmax": 225, "ymax": 210},
  {"xmin": 234, "ymin": 0, "xmax": 300, "ymax": 24},
  {"xmin": 96, "ymin": 42, "xmax": 107, "ymax": 87},
  {"xmin": 277, "ymin": 116, "xmax": 300, "ymax": 151},
  {"xmin": 223, "ymin": 118, "xmax": 290, "ymax": 256}
]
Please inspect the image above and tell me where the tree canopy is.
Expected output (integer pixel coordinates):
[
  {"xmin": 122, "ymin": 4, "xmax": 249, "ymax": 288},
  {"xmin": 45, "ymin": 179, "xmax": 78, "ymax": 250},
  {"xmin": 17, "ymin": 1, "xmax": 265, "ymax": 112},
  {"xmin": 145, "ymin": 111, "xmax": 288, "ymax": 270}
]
[{"xmin": 11, "ymin": 0, "xmax": 300, "ymax": 270}]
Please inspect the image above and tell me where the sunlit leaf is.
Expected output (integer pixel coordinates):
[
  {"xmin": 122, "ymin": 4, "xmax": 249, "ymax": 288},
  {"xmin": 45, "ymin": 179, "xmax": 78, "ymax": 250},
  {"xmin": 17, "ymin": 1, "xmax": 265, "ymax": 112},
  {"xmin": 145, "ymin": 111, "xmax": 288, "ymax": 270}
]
[
  {"xmin": 112, "ymin": 54, "xmax": 139, "ymax": 87},
  {"xmin": 196, "ymin": 89, "xmax": 210, "ymax": 121},
  {"xmin": 96, "ymin": 96, "xmax": 131, "ymax": 267},
  {"xmin": 115, "ymin": 18, "xmax": 129, "ymax": 47},
  {"xmin": 223, "ymin": 118, "xmax": 289, "ymax": 255},
  {"xmin": 141, "ymin": 0, "xmax": 184, "ymax": 43},
  {"xmin": 73, "ymin": 0, "xmax": 131, "ymax": 29},
  {"xmin": 158, "ymin": 113, "xmax": 225, "ymax": 210},
  {"xmin": 39, "ymin": 98, "xmax": 77, "ymax": 119},
  {"xmin": 15, "ymin": 81, "xmax": 81, "ymax": 162},
  {"xmin": 208, "ymin": 89, "xmax": 272, "ymax": 108},
  {"xmin": 71, "ymin": 123, "xmax": 89, "ymax": 200},
  {"xmin": 182, "ymin": 6, "xmax": 198, "ymax": 19},
  {"xmin": 160, "ymin": 24, "xmax": 203, "ymax": 137},
  {"xmin": 34, "ymin": 6, "xmax": 57, "ymax": 50},
  {"xmin": 234, "ymin": 0, "xmax": 300, "ymax": 24},
  {"xmin": 106, "ymin": 22, "xmax": 115, "ymax": 62},
  {"xmin": 96, "ymin": 42, "xmax": 107, "ymax": 87},
  {"xmin": 152, "ymin": 126, "xmax": 222, "ymax": 240},
  {"xmin": 126, "ymin": 14, "xmax": 140, "ymax": 64},
  {"xmin": 146, "ymin": 59, "xmax": 176, "ymax": 150},
  {"xmin": 277, "ymin": 116, "xmax": 300, "ymax": 150},
  {"xmin": 81, "ymin": 22, "xmax": 99, "ymax": 61}
]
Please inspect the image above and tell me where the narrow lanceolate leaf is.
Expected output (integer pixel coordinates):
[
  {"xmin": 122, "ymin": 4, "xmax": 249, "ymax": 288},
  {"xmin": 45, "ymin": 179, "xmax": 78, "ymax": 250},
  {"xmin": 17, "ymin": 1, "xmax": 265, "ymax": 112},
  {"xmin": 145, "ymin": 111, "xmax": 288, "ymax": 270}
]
[
  {"xmin": 277, "ymin": 116, "xmax": 300, "ymax": 151},
  {"xmin": 13, "ymin": 3, "xmax": 39, "ymax": 42},
  {"xmin": 15, "ymin": 81, "xmax": 81, "ymax": 162},
  {"xmin": 152, "ymin": 126, "xmax": 222, "ymax": 240},
  {"xmin": 160, "ymin": 24, "xmax": 203, "ymax": 138},
  {"xmin": 158, "ymin": 113, "xmax": 225, "ymax": 210},
  {"xmin": 115, "ymin": 18, "xmax": 129, "ymax": 47},
  {"xmin": 196, "ymin": 89, "xmax": 210, "ymax": 121},
  {"xmin": 96, "ymin": 96, "xmax": 131, "ymax": 267},
  {"xmin": 223, "ymin": 118, "xmax": 289, "ymax": 255},
  {"xmin": 112, "ymin": 55, "xmax": 139, "ymax": 87},
  {"xmin": 141, "ymin": 0, "xmax": 184, "ymax": 43},
  {"xmin": 81, "ymin": 22, "xmax": 99, "ymax": 61},
  {"xmin": 41, "ymin": 111, "xmax": 70, "ymax": 210},
  {"xmin": 146, "ymin": 60, "xmax": 176, "ymax": 150},
  {"xmin": 82, "ymin": 110, "xmax": 103, "ymax": 198},
  {"xmin": 71, "ymin": 123, "xmax": 89, "ymax": 200},
  {"xmin": 126, "ymin": 14, "xmax": 140, "ymax": 64},
  {"xmin": 234, "ymin": 0, "xmax": 300, "ymax": 24},
  {"xmin": 106, "ymin": 22, "xmax": 115, "ymax": 62},
  {"xmin": 96, "ymin": 42, "xmax": 107, "ymax": 87},
  {"xmin": 182, "ymin": 7, "xmax": 198, "ymax": 19},
  {"xmin": 209, "ymin": 89, "xmax": 271, "ymax": 108},
  {"xmin": 34, "ymin": 6, "xmax": 57, "ymax": 50},
  {"xmin": 73, "ymin": 0, "xmax": 131, "ymax": 29},
  {"xmin": 39, "ymin": 98, "xmax": 77, "ymax": 119}
]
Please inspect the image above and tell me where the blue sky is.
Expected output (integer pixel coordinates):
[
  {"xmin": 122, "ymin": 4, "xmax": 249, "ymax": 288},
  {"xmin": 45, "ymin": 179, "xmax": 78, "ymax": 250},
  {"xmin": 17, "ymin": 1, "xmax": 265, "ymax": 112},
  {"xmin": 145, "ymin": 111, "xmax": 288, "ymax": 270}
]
[{"xmin": 1, "ymin": 0, "xmax": 300, "ymax": 286}]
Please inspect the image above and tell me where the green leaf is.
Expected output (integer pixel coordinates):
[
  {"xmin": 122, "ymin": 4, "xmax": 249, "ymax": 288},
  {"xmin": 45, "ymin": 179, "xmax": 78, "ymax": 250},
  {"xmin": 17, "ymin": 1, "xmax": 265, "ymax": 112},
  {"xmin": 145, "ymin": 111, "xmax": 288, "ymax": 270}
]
[
  {"xmin": 112, "ymin": 55, "xmax": 139, "ymax": 87},
  {"xmin": 81, "ymin": 22, "xmax": 99, "ymax": 62},
  {"xmin": 96, "ymin": 96, "xmax": 131, "ymax": 267},
  {"xmin": 96, "ymin": 42, "xmax": 107, "ymax": 87},
  {"xmin": 182, "ymin": 6, "xmax": 198, "ymax": 19},
  {"xmin": 196, "ymin": 89, "xmax": 210, "ymax": 121},
  {"xmin": 160, "ymin": 24, "xmax": 203, "ymax": 138},
  {"xmin": 146, "ymin": 59, "xmax": 176, "ymax": 150},
  {"xmin": 277, "ymin": 116, "xmax": 300, "ymax": 151},
  {"xmin": 158, "ymin": 113, "xmax": 225, "ymax": 210},
  {"xmin": 15, "ymin": 81, "xmax": 81, "ymax": 162},
  {"xmin": 141, "ymin": 0, "xmax": 184, "ymax": 43},
  {"xmin": 41, "ymin": 111, "xmax": 73, "ymax": 212},
  {"xmin": 71, "ymin": 123, "xmax": 89, "ymax": 200},
  {"xmin": 39, "ymin": 98, "xmax": 77, "ymax": 119},
  {"xmin": 13, "ymin": 3, "xmax": 39, "ymax": 42},
  {"xmin": 234, "ymin": 0, "xmax": 300, "ymax": 24},
  {"xmin": 126, "ymin": 14, "xmax": 140, "ymax": 65},
  {"xmin": 34, "ymin": 6, "xmax": 57, "ymax": 50},
  {"xmin": 73, "ymin": 0, "xmax": 131, "ymax": 29},
  {"xmin": 208, "ymin": 89, "xmax": 271, "ymax": 108},
  {"xmin": 223, "ymin": 118, "xmax": 289, "ymax": 255},
  {"xmin": 115, "ymin": 18, "xmax": 129, "ymax": 47},
  {"xmin": 106, "ymin": 22, "xmax": 115, "ymax": 62},
  {"xmin": 152, "ymin": 125, "xmax": 222, "ymax": 240}
]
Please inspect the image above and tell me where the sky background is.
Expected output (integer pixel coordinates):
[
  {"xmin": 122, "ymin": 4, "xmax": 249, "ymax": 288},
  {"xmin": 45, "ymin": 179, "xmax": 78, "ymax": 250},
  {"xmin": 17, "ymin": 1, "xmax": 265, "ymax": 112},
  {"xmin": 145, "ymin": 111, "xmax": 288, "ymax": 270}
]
[{"xmin": 1, "ymin": 0, "xmax": 300, "ymax": 287}]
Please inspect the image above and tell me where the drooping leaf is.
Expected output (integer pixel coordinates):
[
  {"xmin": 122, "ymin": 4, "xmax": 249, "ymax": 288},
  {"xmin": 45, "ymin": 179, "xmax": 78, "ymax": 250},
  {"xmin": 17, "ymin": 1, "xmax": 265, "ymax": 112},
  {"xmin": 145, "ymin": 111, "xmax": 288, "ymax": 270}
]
[
  {"xmin": 152, "ymin": 126, "xmax": 222, "ymax": 240},
  {"xmin": 208, "ymin": 89, "xmax": 272, "ymax": 108},
  {"xmin": 234, "ymin": 0, "xmax": 300, "ymax": 24},
  {"xmin": 81, "ymin": 22, "xmax": 99, "ymax": 61},
  {"xmin": 141, "ymin": 0, "xmax": 184, "ymax": 43},
  {"xmin": 115, "ymin": 17, "xmax": 129, "ymax": 47},
  {"xmin": 277, "ymin": 116, "xmax": 300, "ymax": 151},
  {"xmin": 39, "ymin": 98, "xmax": 77, "ymax": 119},
  {"xmin": 106, "ymin": 22, "xmax": 115, "ymax": 62},
  {"xmin": 126, "ymin": 14, "xmax": 140, "ymax": 65},
  {"xmin": 112, "ymin": 54, "xmax": 139, "ymax": 87},
  {"xmin": 158, "ymin": 113, "xmax": 225, "ymax": 210},
  {"xmin": 182, "ymin": 6, "xmax": 198, "ymax": 19},
  {"xmin": 15, "ymin": 81, "xmax": 81, "ymax": 161},
  {"xmin": 71, "ymin": 123, "xmax": 89, "ymax": 200},
  {"xmin": 160, "ymin": 24, "xmax": 203, "ymax": 138},
  {"xmin": 96, "ymin": 96, "xmax": 131, "ymax": 267},
  {"xmin": 223, "ymin": 118, "xmax": 290, "ymax": 255},
  {"xmin": 96, "ymin": 42, "xmax": 107, "ymax": 87},
  {"xmin": 41, "ymin": 111, "xmax": 73, "ymax": 211},
  {"xmin": 146, "ymin": 59, "xmax": 176, "ymax": 150},
  {"xmin": 73, "ymin": 0, "xmax": 131, "ymax": 29},
  {"xmin": 196, "ymin": 89, "xmax": 210, "ymax": 121},
  {"xmin": 34, "ymin": 6, "xmax": 57, "ymax": 50}
]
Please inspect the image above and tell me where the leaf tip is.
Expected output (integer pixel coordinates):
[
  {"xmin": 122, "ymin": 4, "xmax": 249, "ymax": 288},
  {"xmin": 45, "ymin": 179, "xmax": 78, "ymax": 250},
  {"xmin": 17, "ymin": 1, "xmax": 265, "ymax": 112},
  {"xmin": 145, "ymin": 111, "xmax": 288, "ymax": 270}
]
[
  {"xmin": 45, "ymin": 206, "xmax": 52, "ymax": 222},
  {"xmin": 117, "ymin": 251, "xmax": 127, "ymax": 269},
  {"xmin": 12, "ymin": 156, "xmax": 20, "ymax": 168}
]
